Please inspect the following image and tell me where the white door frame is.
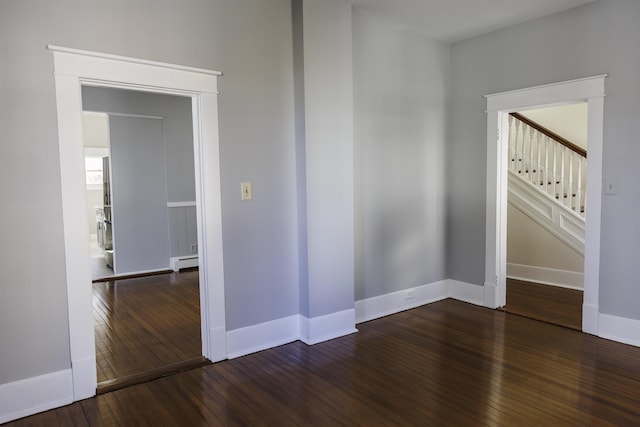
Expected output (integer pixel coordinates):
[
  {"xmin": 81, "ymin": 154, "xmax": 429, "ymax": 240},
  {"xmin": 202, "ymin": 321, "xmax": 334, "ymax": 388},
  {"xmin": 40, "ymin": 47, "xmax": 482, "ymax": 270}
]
[
  {"xmin": 483, "ymin": 75, "xmax": 606, "ymax": 334},
  {"xmin": 49, "ymin": 46, "xmax": 227, "ymax": 401}
]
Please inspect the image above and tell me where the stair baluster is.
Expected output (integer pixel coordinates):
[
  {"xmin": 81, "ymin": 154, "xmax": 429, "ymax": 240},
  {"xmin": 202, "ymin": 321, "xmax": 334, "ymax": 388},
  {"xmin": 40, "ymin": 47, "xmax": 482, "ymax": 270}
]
[{"xmin": 509, "ymin": 113, "xmax": 586, "ymax": 218}]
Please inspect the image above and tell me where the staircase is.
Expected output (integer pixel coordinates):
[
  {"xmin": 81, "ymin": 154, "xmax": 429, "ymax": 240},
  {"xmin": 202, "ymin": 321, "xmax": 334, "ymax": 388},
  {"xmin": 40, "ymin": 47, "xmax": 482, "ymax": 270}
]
[{"xmin": 508, "ymin": 113, "xmax": 586, "ymax": 255}]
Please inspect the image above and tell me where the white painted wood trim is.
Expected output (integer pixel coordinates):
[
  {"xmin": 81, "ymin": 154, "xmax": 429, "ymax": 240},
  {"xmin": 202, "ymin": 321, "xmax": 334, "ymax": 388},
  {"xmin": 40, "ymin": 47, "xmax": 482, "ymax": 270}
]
[
  {"xmin": 299, "ymin": 309, "xmax": 358, "ymax": 345},
  {"xmin": 485, "ymin": 75, "xmax": 607, "ymax": 112},
  {"xmin": 0, "ymin": 370, "xmax": 73, "ymax": 424},
  {"xmin": 48, "ymin": 45, "xmax": 222, "ymax": 77},
  {"xmin": 355, "ymin": 281, "xmax": 448, "ymax": 324},
  {"xmin": 447, "ymin": 280, "xmax": 485, "ymax": 306},
  {"xmin": 582, "ymin": 95, "xmax": 605, "ymax": 335},
  {"xmin": 599, "ymin": 313, "xmax": 640, "ymax": 347},
  {"xmin": 508, "ymin": 172, "xmax": 585, "ymax": 255},
  {"xmin": 484, "ymin": 75, "xmax": 606, "ymax": 331},
  {"xmin": 507, "ymin": 263, "xmax": 583, "ymax": 290},
  {"xmin": 226, "ymin": 315, "xmax": 300, "ymax": 359},
  {"xmin": 167, "ymin": 201, "xmax": 197, "ymax": 208},
  {"xmin": 50, "ymin": 46, "xmax": 226, "ymax": 403}
]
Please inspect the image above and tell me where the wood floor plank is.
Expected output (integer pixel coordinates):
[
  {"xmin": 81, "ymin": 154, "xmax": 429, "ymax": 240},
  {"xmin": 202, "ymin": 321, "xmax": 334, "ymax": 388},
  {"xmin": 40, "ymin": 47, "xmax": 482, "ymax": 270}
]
[
  {"xmin": 7, "ymin": 299, "xmax": 640, "ymax": 426},
  {"xmin": 92, "ymin": 269, "xmax": 202, "ymax": 384},
  {"xmin": 505, "ymin": 278, "xmax": 582, "ymax": 330}
]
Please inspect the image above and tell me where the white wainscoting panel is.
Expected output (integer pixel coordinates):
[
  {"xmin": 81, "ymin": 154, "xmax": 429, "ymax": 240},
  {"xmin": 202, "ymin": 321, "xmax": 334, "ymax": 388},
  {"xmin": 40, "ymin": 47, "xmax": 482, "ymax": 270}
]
[{"xmin": 0, "ymin": 369, "xmax": 73, "ymax": 424}]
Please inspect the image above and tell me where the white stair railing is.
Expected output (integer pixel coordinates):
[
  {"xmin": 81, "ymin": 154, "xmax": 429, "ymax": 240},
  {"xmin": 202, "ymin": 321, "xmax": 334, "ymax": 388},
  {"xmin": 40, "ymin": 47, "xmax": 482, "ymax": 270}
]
[{"xmin": 508, "ymin": 113, "xmax": 587, "ymax": 218}]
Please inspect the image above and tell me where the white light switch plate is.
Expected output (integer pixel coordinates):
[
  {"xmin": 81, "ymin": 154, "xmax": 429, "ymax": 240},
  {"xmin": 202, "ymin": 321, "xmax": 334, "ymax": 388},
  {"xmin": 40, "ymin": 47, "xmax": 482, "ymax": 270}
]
[{"xmin": 241, "ymin": 182, "xmax": 253, "ymax": 200}]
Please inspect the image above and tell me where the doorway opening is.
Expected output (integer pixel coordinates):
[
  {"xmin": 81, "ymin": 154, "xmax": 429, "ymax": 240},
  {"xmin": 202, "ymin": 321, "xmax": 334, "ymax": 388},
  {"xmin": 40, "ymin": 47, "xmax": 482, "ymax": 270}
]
[
  {"xmin": 50, "ymin": 45, "xmax": 227, "ymax": 401},
  {"xmin": 504, "ymin": 103, "xmax": 587, "ymax": 330},
  {"xmin": 483, "ymin": 75, "xmax": 606, "ymax": 335},
  {"xmin": 80, "ymin": 87, "xmax": 206, "ymax": 390}
]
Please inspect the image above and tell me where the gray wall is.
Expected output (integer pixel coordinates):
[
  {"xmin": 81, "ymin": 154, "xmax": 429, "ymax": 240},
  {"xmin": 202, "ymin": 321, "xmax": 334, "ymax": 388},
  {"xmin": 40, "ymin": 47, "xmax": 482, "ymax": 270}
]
[
  {"xmin": 0, "ymin": 0, "xmax": 298, "ymax": 384},
  {"xmin": 83, "ymin": 87, "xmax": 198, "ymax": 259},
  {"xmin": 449, "ymin": 0, "xmax": 640, "ymax": 319},
  {"xmin": 353, "ymin": 10, "xmax": 449, "ymax": 300},
  {"xmin": 83, "ymin": 87, "xmax": 195, "ymax": 203},
  {"xmin": 108, "ymin": 115, "xmax": 170, "ymax": 274}
]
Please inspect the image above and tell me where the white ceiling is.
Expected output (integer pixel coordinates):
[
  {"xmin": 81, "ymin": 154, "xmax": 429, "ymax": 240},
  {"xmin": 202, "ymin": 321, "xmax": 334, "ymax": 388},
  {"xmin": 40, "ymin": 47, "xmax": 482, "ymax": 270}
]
[{"xmin": 350, "ymin": 0, "xmax": 598, "ymax": 43}]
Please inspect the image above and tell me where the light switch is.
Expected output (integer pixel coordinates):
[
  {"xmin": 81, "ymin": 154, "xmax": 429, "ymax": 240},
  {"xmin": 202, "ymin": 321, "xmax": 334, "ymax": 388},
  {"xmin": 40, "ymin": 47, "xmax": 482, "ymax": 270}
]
[
  {"xmin": 604, "ymin": 178, "xmax": 618, "ymax": 195},
  {"xmin": 241, "ymin": 182, "xmax": 253, "ymax": 200}
]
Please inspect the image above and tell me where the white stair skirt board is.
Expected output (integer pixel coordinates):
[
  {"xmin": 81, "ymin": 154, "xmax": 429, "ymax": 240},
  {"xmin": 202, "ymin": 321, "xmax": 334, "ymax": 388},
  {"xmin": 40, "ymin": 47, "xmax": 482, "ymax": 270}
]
[
  {"xmin": 599, "ymin": 313, "xmax": 640, "ymax": 348},
  {"xmin": 507, "ymin": 263, "xmax": 584, "ymax": 290},
  {"xmin": 226, "ymin": 315, "xmax": 300, "ymax": 359},
  {"xmin": 509, "ymin": 172, "xmax": 585, "ymax": 256},
  {"xmin": 299, "ymin": 309, "xmax": 358, "ymax": 345},
  {"xmin": 170, "ymin": 256, "xmax": 199, "ymax": 272},
  {"xmin": 355, "ymin": 280, "xmax": 485, "ymax": 325},
  {"xmin": 0, "ymin": 369, "xmax": 73, "ymax": 424}
]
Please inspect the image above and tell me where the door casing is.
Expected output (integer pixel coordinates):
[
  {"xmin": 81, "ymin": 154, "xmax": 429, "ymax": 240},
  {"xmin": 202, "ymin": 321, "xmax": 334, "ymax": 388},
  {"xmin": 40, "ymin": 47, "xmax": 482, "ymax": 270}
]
[
  {"xmin": 50, "ymin": 45, "xmax": 227, "ymax": 400},
  {"xmin": 484, "ymin": 75, "xmax": 606, "ymax": 335}
]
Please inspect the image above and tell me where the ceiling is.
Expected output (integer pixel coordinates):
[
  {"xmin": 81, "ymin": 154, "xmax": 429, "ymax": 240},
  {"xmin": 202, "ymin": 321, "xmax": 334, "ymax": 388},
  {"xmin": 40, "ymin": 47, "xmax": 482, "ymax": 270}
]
[{"xmin": 349, "ymin": 0, "xmax": 598, "ymax": 43}]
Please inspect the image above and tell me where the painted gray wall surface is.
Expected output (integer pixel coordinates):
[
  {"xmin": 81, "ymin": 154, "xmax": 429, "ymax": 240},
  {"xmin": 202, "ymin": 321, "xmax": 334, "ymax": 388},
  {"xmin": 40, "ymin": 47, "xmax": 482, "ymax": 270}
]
[
  {"xmin": 292, "ymin": 0, "xmax": 309, "ymax": 317},
  {"xmin": 82, "ymin": 87, "xmax": 194, "ymax": 203},
  {"xmin": 83, "ymin": 87, "xmax": 198, "ymax": 259},
  {"xmin": 109, "ymin": 116, "xmax": 171, "ymax": 274},
  {"xmin": 353, "ymin": 10, "xmax": 448, "ymax": 300},
  {"xmin": 301, "ymin": 0, "xmax": 355, "ymax": 318},
  {"xmin": 0, "ymin": 0, "xmax": 298, "ymax": 385},
  {"xmin": 168, "ymin": 206, "xmax": 198, "ymax": 258},
  {"xmin": 449, "ymin": 0, "xmax": 640, "ymax": 319}
]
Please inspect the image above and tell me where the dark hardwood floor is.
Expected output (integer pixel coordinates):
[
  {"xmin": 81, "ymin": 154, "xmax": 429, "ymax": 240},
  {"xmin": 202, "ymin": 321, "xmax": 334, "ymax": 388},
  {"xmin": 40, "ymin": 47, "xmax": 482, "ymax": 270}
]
[
  {"xmin": 8, "ymin": 299, "xmax": 640, "ymax": 426},
  {"xmin": 505, "ymin": 278, "xmax": 583, "ymax": 330},
  {"xmin": 93, "ymin": 269, "xmax": 202, "ymax": 390}
]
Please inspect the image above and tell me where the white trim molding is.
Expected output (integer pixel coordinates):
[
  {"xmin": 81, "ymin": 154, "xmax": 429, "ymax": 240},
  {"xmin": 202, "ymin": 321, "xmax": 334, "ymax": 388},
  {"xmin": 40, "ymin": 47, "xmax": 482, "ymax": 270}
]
[
  {"xmin": 484, "ymin": 75, "xmax": 606, "ymax": 334},
  {"xmin": 226, "ymin": 316, "xmax": 300, "ymax": 359},
  {"xmin": 0, "ymin": 370, "xmax": 73, "ymax": 424},
  {"xmin": 49, "ymin": 45, "xmax": 226, "ymax": 404},
  {"xmin": 507, "ymin": 263, "xmax": 583, "ymax": 290},
  {"xmin": 355, "ymin": 280, "xmax": 485, "ymax": 325},
  {"xmin": 448, "ymin": 280, "xmax": 485, "ymax": 306},
  {"xmin": 300, "ymin": 309, "xmax": 358, "ymax": 345},
  {"xmin": 355, "ymin": 281, "xmax": 448, "ymax": 324},
  {"xmin": 508, "ymin": 172, "xmax": 585, "ymax": 255},
  {"xmin": 599, "ymin": 314, "xmax": 640, "ymax": 347}
]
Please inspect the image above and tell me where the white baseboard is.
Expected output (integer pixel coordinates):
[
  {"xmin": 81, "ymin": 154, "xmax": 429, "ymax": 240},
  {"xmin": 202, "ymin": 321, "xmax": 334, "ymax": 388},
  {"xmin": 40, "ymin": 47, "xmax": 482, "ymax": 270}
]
[
  {"xmin": 170, "ymin": 256, "xmax": 199, "ymax": 272},
  {"xmin": 300, "ymin": 309, "xmax": 358, "ymax": 345},
  {"xmin": 599, "ymin": 313, "xmax": 640, "ymax": 347},
  {"xmin": 355, "ymin": 280, "xmax": 448, "ymax": 324},
  {"xmin": 582, "ymin": 303, "xmax": 599, "ymax": 335},
  {"xmin": 208, "ymin": 326, "xmax": 228, "ymax": 362},
  {"xmin": 507, "ymin": 263, "xmax": 583, "ymax": 290},
  {"xmin": 0, "ymin": 369, "xmax": 73, "ymax": 424},
  {"xmin": 226, "ymin": 315, "xmax": 299, "ymax": 359},
  {"xmin": 70, "ymin": 356, "xmax": 96, "ymax": 401},
  {"xmin": 447, "ymin": 279, "xmax": 485, "ymax": 306}
]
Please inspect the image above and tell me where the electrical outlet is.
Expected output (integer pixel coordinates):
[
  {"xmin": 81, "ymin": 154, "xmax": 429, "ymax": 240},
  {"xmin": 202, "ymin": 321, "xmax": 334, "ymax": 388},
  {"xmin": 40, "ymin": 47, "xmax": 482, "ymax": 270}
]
[
  {"xmin": 404, "ymin": 291, "xmax": 415, "ymax": 301},
  {"xmin": 191, "ymin": 244, "xmax": 198, "ymax": 253}
]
